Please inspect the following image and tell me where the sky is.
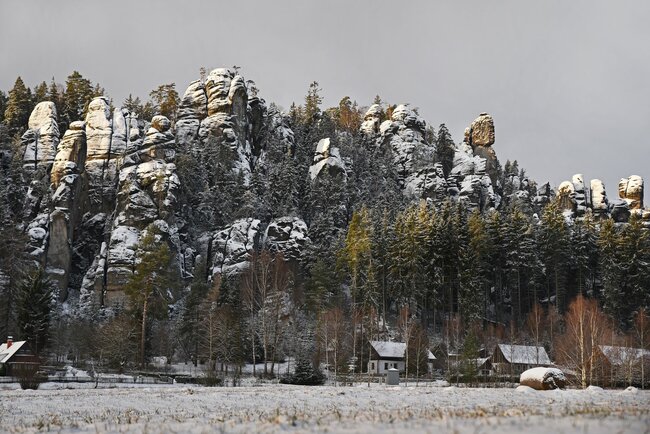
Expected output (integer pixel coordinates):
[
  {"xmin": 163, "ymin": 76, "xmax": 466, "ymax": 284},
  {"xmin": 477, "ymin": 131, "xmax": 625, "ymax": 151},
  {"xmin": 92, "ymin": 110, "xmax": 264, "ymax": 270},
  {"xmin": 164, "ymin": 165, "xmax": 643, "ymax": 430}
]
[{"xmin": 1, "ymin": 0, "xmax": 649, "ymax": 198}]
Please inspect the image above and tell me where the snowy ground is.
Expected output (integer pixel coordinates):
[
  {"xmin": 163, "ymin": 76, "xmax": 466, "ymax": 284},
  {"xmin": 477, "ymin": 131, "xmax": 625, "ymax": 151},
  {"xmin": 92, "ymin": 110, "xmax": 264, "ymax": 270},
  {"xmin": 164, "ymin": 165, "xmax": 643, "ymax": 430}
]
[{"xmin": 0, "ymin": 383, "xmax": 648, "ymax": 433}]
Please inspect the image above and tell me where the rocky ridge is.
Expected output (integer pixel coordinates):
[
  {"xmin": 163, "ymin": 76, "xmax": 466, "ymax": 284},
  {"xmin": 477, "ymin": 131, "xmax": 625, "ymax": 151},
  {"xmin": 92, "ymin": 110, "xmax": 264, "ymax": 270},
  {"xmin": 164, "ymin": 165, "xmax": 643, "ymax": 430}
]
[{"xmin": 7, "ymin": 67, "xmax": 647, "ymax": 315}]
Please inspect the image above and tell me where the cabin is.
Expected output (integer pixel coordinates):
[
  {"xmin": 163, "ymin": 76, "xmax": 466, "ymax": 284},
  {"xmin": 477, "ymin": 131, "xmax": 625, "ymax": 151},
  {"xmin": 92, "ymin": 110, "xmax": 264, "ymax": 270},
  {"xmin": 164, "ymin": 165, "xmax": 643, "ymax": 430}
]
[
  {"xmin": 0, "ymin": 337, "xmax": 39, "ymax": 377},
  {"xmin": 592, "ymin": 345, "xmax": 650, "ymax": 387},
  {"xmin": 367, "ymin": 341, "xmax": 436, "ymax": 375},
  {"xmin": 490, "ymin": 344, "xmax": 551, "ymax": 376}
]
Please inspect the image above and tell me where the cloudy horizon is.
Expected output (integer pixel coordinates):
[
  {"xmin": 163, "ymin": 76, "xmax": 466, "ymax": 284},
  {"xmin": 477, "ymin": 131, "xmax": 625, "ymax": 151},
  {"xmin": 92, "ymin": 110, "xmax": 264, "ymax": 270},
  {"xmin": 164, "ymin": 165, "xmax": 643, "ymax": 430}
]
[{"xmin": 1, "ymin": 0, "xmax": 648, "ymax": 199}]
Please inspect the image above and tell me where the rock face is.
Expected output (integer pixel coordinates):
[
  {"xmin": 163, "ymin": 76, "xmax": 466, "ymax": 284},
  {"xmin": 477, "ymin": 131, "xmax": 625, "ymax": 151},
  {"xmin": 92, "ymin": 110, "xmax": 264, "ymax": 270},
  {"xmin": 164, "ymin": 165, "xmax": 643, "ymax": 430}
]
[
  {"xmin": 210, "ymin": 218, "xmax": 262, "ymax": 278},
  {"xmin": 51, "ymin": 121, "xmax": 86, "ymax": 188},
  {"xmin": 378, "ymin": 104, "xmax": 428, "ymax": 182},
  {"xmin": 198, "ymin": 68, "xmax": 252, "ymax": 180},
  {"xmin": 263, "ymin": 217, "xmax": 309, "ymax": 263},
  {"xmin": 176, "ymin": 80, "xmax": 208, "ymax": 148},
  {"xmin": 309, "ymin": 138, "xmax": 346, "ymax": 180},
  {"xmin": 103, "ymin": 115, "xmax": 180, "ymax": 306},
  {"xmin": 22, "ymin": 101, "xmax": 59, "ymax": 173},
  {"xmin": 404, "ymin": 163, "xmax": 448, "ymax": 201},
  {"xmin": 359, "ymin": 104, "xmax": 383, "ymax": 137},
  {"xmin": 85, "ymin": 97, "xmax": 120, "ymax": 213},
  {"xmin": 619, "ymin": 175, "xmax": 643, "ymax": 210}
]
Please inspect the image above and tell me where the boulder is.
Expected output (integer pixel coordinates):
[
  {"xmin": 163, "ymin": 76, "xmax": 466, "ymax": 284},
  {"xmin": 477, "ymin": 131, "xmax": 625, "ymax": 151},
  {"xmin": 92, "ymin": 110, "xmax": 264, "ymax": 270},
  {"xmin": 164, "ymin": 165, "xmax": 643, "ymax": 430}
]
[{"xmin": 519, "ymin": 367, "xmax": 567, "ymax": 390}]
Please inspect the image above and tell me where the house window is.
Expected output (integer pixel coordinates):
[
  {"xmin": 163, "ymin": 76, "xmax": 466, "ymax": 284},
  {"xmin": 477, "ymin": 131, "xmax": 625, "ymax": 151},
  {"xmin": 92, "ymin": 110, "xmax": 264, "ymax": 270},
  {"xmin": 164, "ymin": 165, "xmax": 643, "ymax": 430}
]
[
  {"xmin": 384, "ymin": 363, "xmax": 388, "ymax": 370},
  {"xmin": 371, "ymin": 362, "xmax": 375, "ymax": 370}
]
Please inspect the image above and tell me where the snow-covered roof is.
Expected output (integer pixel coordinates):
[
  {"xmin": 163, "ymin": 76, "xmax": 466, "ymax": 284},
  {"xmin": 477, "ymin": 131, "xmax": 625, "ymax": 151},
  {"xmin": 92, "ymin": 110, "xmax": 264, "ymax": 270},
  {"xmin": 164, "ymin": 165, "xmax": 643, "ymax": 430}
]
[
  {"xmin": 598, "ymin": 345, "xmax": 650, "ymax": 366},
  {"xmin": 369, "ymin": 341, "xmax": 435, "ymax": 360},
  {"xmin": 0, "ymin": 341, "xmax": 27, "ymax": 364},
  {"xmin": 497, "ymin": 344, "xmax": 551, "ymax": 365}
]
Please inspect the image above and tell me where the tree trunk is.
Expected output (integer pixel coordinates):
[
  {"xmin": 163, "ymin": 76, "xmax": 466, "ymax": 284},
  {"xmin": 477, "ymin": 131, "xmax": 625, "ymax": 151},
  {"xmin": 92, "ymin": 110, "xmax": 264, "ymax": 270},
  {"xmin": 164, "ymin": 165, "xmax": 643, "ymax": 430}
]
[{"xmin": 140, "ymin": 297, "xmax": 148, "ymax": 368}]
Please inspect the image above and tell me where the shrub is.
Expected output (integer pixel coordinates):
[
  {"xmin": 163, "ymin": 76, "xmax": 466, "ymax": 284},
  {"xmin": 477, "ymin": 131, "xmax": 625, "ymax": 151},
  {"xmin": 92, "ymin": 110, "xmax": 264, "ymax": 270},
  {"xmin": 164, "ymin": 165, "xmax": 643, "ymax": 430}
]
[{"xmin": 13, "ymin": 363, "xmax": 46, "ymax": 390}]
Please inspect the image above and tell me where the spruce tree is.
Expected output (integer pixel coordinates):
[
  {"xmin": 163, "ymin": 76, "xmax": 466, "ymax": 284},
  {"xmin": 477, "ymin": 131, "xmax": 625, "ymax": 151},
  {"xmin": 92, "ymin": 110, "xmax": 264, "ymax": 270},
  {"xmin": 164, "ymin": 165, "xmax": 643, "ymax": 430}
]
[
  {"xmin": 435, "ymin": 123, "xmax": 455, "ymax": 178},
  {"xmin": 62, "ymin": 71, "xmax": 94, "ymax": 124},
  {"xmin": 4, "ymin": 77, "xmax": 32, "ymax": 134},
  {"xmin": 17, "ymin": 268, "xmax": 54, "ymax": 355},
  {"xmin": 539, "ymin": 199, "xmax": 571, "ymax": 313}
]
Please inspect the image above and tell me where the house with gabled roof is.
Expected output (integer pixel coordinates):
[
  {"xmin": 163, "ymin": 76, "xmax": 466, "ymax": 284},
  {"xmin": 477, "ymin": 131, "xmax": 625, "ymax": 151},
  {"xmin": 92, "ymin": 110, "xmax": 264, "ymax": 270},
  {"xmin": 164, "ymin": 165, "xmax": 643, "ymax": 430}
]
[
  {"xmin": 367, "ymin": 341, "xmax": 436, "ymax": 375},
  {"xmin": 592, "ymin": 344, "xmax": 650, "ymax": 387},
  {"xmin": 490, "ymin": 344, "xmax": 551, "ymax": 375},
  {"xmin": 0, "ymin": 337, "xmax": 39, "ymax": 376}
]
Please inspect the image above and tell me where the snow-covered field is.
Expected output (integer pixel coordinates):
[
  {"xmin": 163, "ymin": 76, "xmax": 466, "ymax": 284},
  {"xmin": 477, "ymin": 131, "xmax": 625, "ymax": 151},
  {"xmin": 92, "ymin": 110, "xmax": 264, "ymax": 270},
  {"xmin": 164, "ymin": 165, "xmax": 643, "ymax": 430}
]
[{"xmin": 0, "ymin": 383, "xmax": 648, "ymax": 433}]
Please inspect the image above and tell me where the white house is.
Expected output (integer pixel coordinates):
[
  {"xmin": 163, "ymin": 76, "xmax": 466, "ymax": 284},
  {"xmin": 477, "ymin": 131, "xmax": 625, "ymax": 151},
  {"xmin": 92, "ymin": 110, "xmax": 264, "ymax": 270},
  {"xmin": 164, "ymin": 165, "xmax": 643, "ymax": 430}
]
[{"xmin": 367, "ymin": 341, "xmax": 436, "ymax": 375}]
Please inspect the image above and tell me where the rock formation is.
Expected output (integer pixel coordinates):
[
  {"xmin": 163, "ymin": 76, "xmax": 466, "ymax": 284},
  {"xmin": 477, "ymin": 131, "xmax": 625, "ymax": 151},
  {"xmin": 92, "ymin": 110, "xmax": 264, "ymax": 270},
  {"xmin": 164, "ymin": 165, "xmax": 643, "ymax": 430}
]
[
  {"xmin": 590, "ymin": 179, "xmax": 609, "ymax": 218},
  {"xmin": 22, "ymin": 101, "xmax": 59, "ymax": 173},
  {"xmin": 447, "ymin": 114, "xmax": 500, "ymax": 211},
  {"xmin": 263, "ymin": 217, "xmax": 309, "ymax": 263},
  {"xmin": 85, "ymin": 97, "xmax": 120, "ymax": 213},
  {"xmin": 102, "ymin": 115, "xmax": 180, "ymax": 305},
  {"xmin": 210, "ymin": 218, "xmax": 261, "ymax": 278},
  {"xmin": 309, "ymin": 138, "xmax": 346, "ymax": 180},
  {"xmin": 619, "ymin": 175, "xmax": 643, "ymax": 210}
]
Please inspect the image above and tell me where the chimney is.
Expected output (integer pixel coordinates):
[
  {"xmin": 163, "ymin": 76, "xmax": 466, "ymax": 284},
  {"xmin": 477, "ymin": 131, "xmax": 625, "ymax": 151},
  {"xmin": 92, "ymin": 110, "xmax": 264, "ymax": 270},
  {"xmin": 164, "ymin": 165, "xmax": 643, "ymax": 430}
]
[{"xmin": 6, "ymin": 336, "xmax": 12, "ymax": 348}]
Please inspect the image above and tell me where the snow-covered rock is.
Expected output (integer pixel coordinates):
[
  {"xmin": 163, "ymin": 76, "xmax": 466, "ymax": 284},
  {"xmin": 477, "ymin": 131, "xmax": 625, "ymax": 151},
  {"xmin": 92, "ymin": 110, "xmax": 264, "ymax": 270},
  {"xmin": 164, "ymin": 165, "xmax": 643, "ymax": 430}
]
[
  {"xmin": 85, "ymin": 97, "xmax": 120, "ymax": 213},
  {"xmin": 359, "ymin": 104, "xmax": 383, "ymax": 136},
  {"xmin": 22, "ymin": 101, "xmax": 59, "ymax": 173},
  {"xmin": 51, "ymin": 121, "xmax": 86, "ymax": 188},
  {"xmin": 309, "ymin": 138, "xmax": 346, "ymax": 180},
  {"xmin": 618, "ymin": 175, "xmax": 643, "ymax": 210},
  {"xmin": 519, "ymin": 367, "xmax": 567, "ymax": 390},
  {"xmin": 572, "ymin": 174, "xmax": 590, "ymax": 217},
  {"xmin": 404, "ymin": 163, "xmax": 448, "ymax": 201},
  {"xmin": 211, "ymin": 218, "xmax": 262, "ymax": 278},
  {"xmin": 590, "ymin": 179, "xmax": 608, "ymax": 217},
  {"xmin": 263, "ymin": 217, "xmax": 309, "ymax": 262}
]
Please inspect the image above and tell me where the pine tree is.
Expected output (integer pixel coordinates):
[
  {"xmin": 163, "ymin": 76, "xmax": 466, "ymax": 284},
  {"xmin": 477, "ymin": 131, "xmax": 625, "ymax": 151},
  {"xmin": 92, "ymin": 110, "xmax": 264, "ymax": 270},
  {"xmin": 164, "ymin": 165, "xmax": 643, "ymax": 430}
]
[
  {"xmin": 149, "ymin": 84, "xmax": 180, "ymax": 122},
  {"xmin": 4, "ymin": 77, "xmax": 32, "ymax": 134}
]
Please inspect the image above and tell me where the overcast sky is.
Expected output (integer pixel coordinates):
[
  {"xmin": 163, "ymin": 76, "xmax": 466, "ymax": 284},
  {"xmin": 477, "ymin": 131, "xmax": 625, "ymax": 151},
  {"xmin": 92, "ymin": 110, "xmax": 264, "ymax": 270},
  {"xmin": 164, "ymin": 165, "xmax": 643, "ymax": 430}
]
[{"xmin": 1, "ymin": 0, "xmax": 648, "ymax": 198}]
